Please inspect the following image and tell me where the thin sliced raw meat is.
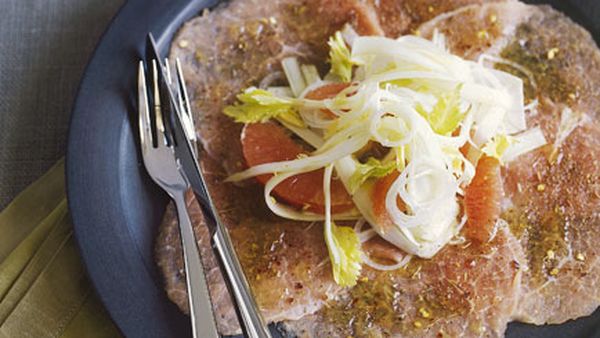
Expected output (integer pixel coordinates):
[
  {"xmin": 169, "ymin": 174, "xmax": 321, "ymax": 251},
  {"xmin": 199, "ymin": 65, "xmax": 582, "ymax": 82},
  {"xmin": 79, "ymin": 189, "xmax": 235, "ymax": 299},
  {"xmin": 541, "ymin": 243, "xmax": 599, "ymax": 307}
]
[
  {"xmin": 158, "ymin": 1, "xmax": 528, "ymax": 336},
  {"xmin": 365, "ymin": 0, "xmax": 507, "ymax": 38},
  {"xmin": 418, "ymin": 1, "xmax": 535, "ymax": 60},
  {"xmin": 417, "ymin": 1, "xmax": 600, "ymax": 325},
  {"xmin": 155, "ymin": 0, "xmax": 600, "ymax": 336},
  {"xmin": 505, "ymin": 118, "xmax": 600, "ymax": 325},
  {"xmin": 283, "ymin": 225, "xmax": 525, "ymax": 337}
]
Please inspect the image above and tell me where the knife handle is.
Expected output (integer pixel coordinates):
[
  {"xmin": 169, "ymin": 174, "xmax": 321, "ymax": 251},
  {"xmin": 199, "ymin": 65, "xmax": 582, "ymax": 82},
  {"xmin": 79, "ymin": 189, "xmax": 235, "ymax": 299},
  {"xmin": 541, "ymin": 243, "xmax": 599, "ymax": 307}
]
[
  {"xmin": 172, "ymin": 192, "xmax": 220, "ymax": 338},
  {"xmin": 212, "ymin": 226, "xmax": 272, "ymax": 338}
]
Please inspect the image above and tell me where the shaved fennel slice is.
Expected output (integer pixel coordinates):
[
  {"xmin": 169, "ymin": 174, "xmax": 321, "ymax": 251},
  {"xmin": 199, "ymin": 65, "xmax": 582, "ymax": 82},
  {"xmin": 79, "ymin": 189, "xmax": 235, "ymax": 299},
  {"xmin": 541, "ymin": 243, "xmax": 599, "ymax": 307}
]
[
  {"xmin": 435, "ymin": 111, "xmax": 474, "ymax": 149},
  {"xmin": 334, "ymin": 156, "xmax": 423, "ymax": 255},
  {"xmin": 352, "ymin": 36, "xmax": 449, "ymax": 75},
  {"xmin": 358, "ymin": 229, "xmax": 377, "ymax": 243},
  {"xmin": 502, "ymin": 127, "xmax": 547, "ymax": 163},
  {"xmin": 341, "ymin": 24, "xmax": 359, "ymax": 45},
  {"xmin": 282, "ymin": 57, "xmax": 306, "ymax": 97},
  {"xmin": 385, "ymin": 159, "xmax": 459, "ymax": 242},
  {"xmin": 361, "ymin": 251, "xmax": 412, "ymax": 271},
  {"xmin": 472, "ymin": 106, "xmax": 506, "ymax": 146},
  {"xmin": 323, "ymin": 165, "xmax": 338, "ymax": 260},
  {"xmin": 266, "ymin": 86, "xmax": 294, "ymax": 98},
  {"xmin": 301, "ymin": 64, "xmax": 321, "ymax": 86},
  {"xmin": 299, "ymin": 79, "xmax": 331, "ymax": 99},
  {"xmin": 385, "ymin": 86, "xmax": 438, "ymax": 109},
  {"xmin": 315, "ymin": 124, "xmax": 369, "ymax": 155},
  {"xmin": 277, "ymin": 119, "xmax": 324, "ymax": 148},
  {"xmin": 369, "ymin": 105, "xmax": 418, "ymax": 147},
  {"xmin": 298, "ymin": 109, "xmax": 335, "ymax": 130},
  {"xmin": 431, "ymin": 29, "xmax": 447, "ymax": 51},
  {"xmin": 368, "ymin": 70, "xmax": 457, "ymax": 85},
  {"xmin": 323, "ymin": 82, "xmax": 377, "ymax": 125},
  {"xmin": 554, "ymin": 107, "xmax": 586, "ymax": 148},
  {"xmin": 460, "ymin": 82, "xmax": 511, "ymax": 109},
  {"xmin": 263, "ymin": 170, "xmax": 360, "ymax": 221},
  {"xmin": 259, "ymin": 71, "xmax": 286, "ymax": 89},
  {"xmin": 485, "ymin": 68, "xmax": 526, "ymax": 134},
  {"xmin": 227, "ymin": 131, "xmax": 369, "ymax": 182},
  {"xmin": 394, "ymin": 160, "xmax": 457, "ymax": 218},
  {"xmin": 478, "ymin": 53, "xmax": 537, "ymax": 93},
  {"xmin": 353, "ymin": 218, "xmax": 366, "ymax": 233}
]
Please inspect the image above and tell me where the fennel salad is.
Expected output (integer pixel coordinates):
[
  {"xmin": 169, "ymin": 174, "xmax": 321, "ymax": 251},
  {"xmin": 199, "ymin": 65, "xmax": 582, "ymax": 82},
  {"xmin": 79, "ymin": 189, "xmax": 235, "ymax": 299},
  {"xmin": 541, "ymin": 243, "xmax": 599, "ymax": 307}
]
[{"xmin": 222, "ymin": 27, "xmax": 546, "ymax": 287}]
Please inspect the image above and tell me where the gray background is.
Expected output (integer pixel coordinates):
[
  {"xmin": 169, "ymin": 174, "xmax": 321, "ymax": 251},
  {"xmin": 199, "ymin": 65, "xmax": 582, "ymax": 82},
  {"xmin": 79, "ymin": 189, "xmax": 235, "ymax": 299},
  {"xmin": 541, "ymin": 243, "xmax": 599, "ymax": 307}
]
[{"xmin": 0, "ymin": 0, "xmax": 124, "ymax": 209}]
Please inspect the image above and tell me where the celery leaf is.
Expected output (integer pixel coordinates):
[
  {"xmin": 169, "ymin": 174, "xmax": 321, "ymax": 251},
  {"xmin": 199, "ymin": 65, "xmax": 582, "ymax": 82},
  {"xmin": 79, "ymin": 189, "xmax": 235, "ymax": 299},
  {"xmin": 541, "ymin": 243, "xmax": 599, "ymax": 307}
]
[
  {"xmin": 328, "ymin": 31, "xmax": 355, "ymax": 82},
  {"xmin": 417, "ymin": 85, "xmax": 466, "ymax": 135},
  {"xmin": 223, "ymin": 87, "xmax": 304, "ymax": 126},
  {"xmin": 348, "ymin": 157, "xmax": 397, "ymax": 193},
  {"xmin": 325, "ymin": 221, "xmax": 363, "ymax": 287}
]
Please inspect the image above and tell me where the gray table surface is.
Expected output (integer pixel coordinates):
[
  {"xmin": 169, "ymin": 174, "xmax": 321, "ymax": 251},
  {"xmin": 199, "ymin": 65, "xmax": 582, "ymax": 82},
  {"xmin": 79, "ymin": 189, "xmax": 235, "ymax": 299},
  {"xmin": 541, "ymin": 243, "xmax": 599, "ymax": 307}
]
[{"xmin": 0, "ymin": 0, "xmax": 125, "ymax": 209}]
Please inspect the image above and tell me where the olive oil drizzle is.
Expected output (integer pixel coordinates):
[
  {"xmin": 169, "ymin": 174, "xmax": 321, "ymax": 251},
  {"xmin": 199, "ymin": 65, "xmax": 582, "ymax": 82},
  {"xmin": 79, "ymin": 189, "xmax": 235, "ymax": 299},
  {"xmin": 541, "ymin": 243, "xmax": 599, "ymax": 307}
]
[{"xmin": 496, "ymin": 22, "xmax": 576, "ymax": 104}]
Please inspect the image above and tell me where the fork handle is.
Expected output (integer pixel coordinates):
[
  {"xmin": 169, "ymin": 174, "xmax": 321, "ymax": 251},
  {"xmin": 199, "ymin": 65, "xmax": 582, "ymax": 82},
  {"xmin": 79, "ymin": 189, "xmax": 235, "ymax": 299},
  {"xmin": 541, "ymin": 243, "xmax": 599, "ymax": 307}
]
[
  {"xmin": 212, "ymin": 227, "xmax": 272, "ymax": 338},
  {"xmin": 173, "ymin": 192, "xmax": 220, "ymax": 338}
]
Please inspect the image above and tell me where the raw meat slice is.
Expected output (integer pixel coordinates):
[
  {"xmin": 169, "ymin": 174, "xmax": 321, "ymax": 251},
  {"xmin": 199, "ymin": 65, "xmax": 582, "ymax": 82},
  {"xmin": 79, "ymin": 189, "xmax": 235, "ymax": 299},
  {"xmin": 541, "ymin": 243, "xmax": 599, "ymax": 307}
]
[{"xmin": 415, "ymin": 1, "xmax": 600, "ymax": 325}]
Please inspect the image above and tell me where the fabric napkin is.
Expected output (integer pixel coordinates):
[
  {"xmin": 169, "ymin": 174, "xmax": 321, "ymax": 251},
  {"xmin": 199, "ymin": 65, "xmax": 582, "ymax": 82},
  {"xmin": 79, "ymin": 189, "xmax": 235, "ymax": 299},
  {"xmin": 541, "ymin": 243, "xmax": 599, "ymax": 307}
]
[{"xmin": 0, "ymin": 159, "xmax": 122, "ymax": 338}]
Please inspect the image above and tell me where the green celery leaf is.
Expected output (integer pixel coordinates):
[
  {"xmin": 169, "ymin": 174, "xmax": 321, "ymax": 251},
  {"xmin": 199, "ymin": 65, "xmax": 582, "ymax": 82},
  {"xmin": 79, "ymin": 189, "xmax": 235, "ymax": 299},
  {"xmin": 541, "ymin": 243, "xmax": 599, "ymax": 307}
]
[
  {"xmin": 328, "ymin": 31, "xmax": 355, "ymax": 82},
  {"xmin": 223, "ymin": 87, "xmax": 304, "ymax": 126},
  {"xmin": 348, "ymin": 157, "xmax": 397, "ymax": 194},
  {"xmin": 417, "ymin": 84, "xmax": 466, "ymax": 135},
  {"xmin": 325, "ymin": 221, "xmax": 363, "ymax": 287}
]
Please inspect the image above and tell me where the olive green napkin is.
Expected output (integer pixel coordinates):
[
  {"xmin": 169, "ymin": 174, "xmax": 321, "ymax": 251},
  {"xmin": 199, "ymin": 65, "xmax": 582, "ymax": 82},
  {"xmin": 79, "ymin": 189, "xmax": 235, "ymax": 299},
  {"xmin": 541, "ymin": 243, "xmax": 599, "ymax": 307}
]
[{"xmin": 0, "ymin": 159, "xmax": 122, "ymax": 338}]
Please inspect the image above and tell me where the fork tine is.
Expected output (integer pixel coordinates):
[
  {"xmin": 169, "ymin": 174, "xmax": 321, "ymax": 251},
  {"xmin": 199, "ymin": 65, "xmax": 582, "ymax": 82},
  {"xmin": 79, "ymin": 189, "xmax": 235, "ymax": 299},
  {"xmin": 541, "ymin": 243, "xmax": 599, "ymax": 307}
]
[
  {"xmin": 138, "ymin": 61, "xmax": 153, "ymax": 151},
  {"xmin": 165, "ymin": 58, "xmax": 173, "ymax": 85},
  {"xmin": 151, "ymin": 59, "xmax": 168, "ymax": 146}
]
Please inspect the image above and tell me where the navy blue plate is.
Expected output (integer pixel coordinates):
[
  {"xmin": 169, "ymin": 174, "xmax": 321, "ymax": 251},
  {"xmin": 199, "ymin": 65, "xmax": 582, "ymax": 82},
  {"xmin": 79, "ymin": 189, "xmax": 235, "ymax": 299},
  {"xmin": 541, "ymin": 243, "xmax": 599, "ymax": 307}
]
[{"xmin": 66, "ymin": 1, "xmax": 600, "ymax": 337}]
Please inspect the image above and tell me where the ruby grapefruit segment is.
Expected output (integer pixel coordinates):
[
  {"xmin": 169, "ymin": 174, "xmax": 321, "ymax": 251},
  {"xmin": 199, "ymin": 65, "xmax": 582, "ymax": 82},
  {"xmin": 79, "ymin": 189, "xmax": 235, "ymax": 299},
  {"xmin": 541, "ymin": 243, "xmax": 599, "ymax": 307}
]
[
  {"xmin": 464, "ymin": 155, "xmax": 503, "ymax": 243},
  {"xmin": 241, "ymin": 122, "xmax": 354, "ymax": 213}
]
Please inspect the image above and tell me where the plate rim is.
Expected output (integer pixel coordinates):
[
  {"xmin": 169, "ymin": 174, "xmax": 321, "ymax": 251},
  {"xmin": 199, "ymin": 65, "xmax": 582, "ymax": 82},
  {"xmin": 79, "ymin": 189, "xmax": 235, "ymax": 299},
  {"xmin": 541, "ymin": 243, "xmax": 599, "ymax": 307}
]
[{"xmin": 66, "ymin": 0, "xmax": 219, "ymax": 337}]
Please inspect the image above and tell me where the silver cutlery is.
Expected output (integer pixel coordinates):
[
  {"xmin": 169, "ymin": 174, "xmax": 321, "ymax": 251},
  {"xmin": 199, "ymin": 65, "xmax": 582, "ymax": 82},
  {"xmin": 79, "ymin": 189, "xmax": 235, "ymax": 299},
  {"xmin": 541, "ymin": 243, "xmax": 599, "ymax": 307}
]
[
  {"xmin": 138, "ymin": 59, "xmax": 219, "ymax": 338},
  {"xmin": 141, "ymin": 33, "xmax": 272, "ymax": 338}
]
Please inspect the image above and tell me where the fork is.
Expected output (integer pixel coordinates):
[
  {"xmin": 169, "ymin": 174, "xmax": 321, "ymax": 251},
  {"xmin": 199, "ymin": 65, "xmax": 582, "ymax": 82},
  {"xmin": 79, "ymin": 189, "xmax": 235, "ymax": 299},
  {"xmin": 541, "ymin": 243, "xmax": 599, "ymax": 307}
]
[{"xmin": 138, "ymin": 60, "xmax": 219, "ymax": 338}]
